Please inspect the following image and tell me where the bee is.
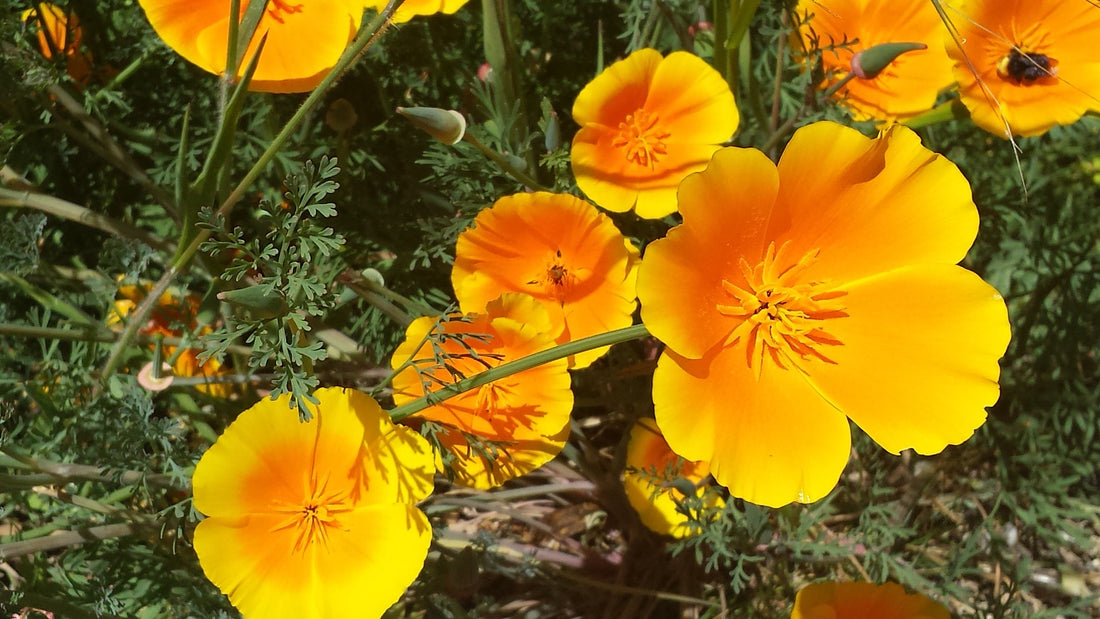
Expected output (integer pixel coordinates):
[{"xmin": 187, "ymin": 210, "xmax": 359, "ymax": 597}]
[{"xmin": 997, "ymin": 49, "xmax": 1056, "ymax": 84}]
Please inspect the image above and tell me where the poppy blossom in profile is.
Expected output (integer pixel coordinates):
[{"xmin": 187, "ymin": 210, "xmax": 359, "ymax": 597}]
[
  {"xmin": 21, "ymin": 3, "xmax": 93, "ymax": 85},
  {"xmin": 364, "ymin": 0, "xmax": 470, "ymax": 23},
  {"xmin": 637, "ymin": 121, "xmax": 1010, "ymax": 508},
  {"xmin": 795, "ymin": 0, "xmax": 954, "ymax": 123},
  {"xmin": 570, "ymin": 48, "xmax": 738, "ymax": 219},
  {"xmin": 791, "ymin": 581, "xmax": 950, "ymax": 619},
  {"xmin": 945, "ymin": 0, "xmax": 1100, "ymax": 137},
  {"xmin": 136, "ymin": 0, "xmax": 365, "ymax": 92},
  {"xmin": 452, "ymin": 192, "xmax": 639, "ymax": 369},
  {"xmin": 390, "ymin": 293, "xmax": 574, "ymax": 489},
  {"xmin": 191, "ymin": 387, "xmax": 435, "ymax": 618},
  {"xmin": 623, "ymin": 418, "xmax": 723, "ymax": 538}
]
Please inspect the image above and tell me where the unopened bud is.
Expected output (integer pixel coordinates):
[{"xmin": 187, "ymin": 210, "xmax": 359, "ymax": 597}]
[
  {"xmin": 851, "ymin": 42, "xmax": 927, "ymax": 79},
  {"xmin": 396, "ymin": 106, "xmax": 467, "ymax": 145},
  {"xmin": 217, "ymin": 286, "xmax": 288, "ymax": 319}
]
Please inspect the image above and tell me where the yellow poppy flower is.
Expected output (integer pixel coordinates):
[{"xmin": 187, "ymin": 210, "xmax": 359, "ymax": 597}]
[
  {"xmin": 795, "ymin": 0, "xmax": 954, "ymax": 123},
  {"xmin": 571, "ymin": 48, "xmax": 739, "ymax": 219},
  {"xmin": 192, "ymin": 387, "xmax": 434, "ymax": 619},
  {"xmin": 946, "ymin": 0, "xmax": 1100, "ymax": 137},
  {"xmin": 363, "ymin": 0, "xmax": 470, "ymax": 23},
  {"xmin": 452, "ymin": 192, "xmax": 640, "ymax": 369},
  {"xmin": 136, "ymin": 0, "xmax": 364, "ymax": 93},
  {"xmin": 623, "ymin": 418, "xmax": 723, "ymax": 538},
  {"xmin": 637, "ymin": 121, "xmax": 1010, "ymax": 508},
  {"xmin": 21, "ymin": 3, "xmax": 93, "ymax": 85},
  {"xmin": 791, "ymin": 582, "xmax": 950, "ymax": 619},
  {"xmin": 390, "ymin": 294, "xmax": 573, "ymax": 489}
]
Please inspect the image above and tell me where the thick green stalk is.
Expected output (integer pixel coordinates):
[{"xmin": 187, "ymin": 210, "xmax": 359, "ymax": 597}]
[{"xmin": 388, "ymin": 324, "xmax": 650, "ymax": 422}]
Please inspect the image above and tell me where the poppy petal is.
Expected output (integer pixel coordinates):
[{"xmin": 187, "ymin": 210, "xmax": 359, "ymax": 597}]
[
  {"xmin": 654, "ymin": 345, "xmax": 852, "ymax": 508},
  {"xmin": 806, "ymin": 264, "xmax": 1010, "ymax": 455}
]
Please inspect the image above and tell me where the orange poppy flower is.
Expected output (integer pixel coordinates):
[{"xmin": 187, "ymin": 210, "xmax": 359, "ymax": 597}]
[
  {"xmin": 946, "ymin": 0, "xmax": 1100, "ymax": 137},
  {"xmin": 192, "ymin": 387, "xmax": 435, "ymax": 618},
  {"xmin": 571, "ymin": 48, "xmax": 738, "ymax": 219},
  {"xmin": 21, "ymin": 3, "xmax": 93, "ymax": 85},
  {"xmin": 451, "ymin": 192, "xmax": 640, "ymax": 370},
  {"xmin": 364, "ymin": 0, "xmax": 470, "ymax": 23},
  {"xmin": 637, "ymin": 121, "xmax": 1010, "ymax": 508},
  {"xmin": 795, "ymin": 0, "xmax": 954, "ymax": 123},
  {"xmin": 623, "ymin": 418, "xmax": 723, "ymax": 538},
  {"xmin": 136, "ymin": 0, "xmax": 364, "ymax": 93},
  {"xmin": 391, "ymin": 294, "xmax": 574, "ymax": 489},
  {"xmin": 111, "ymin": 283, "xmax": 231, "ymax": 397},
  {"xmin": 791, "ymin": 582, "xmax": 950, "ymax": 619}
]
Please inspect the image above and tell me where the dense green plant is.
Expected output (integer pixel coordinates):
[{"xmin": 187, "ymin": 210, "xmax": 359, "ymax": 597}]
[{"xmin": 1, "ymin": 0, "xmax": 1097, "ymax": 617}]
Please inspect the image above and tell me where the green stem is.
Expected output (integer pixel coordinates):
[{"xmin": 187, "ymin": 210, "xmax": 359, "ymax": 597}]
[
  {"xmin": 97, "ymin": 1, "xmax": 405, "ymax": 387},
  {"xmin": 0, "ymin": 187, "xmax": 173, "ymax": 252},
  {"xmin": 463, "ymin": 132, "xmax": 551, "ymax": 191},
  {"xmin": 389, "ymin": 324, "xmax": 649, "ymax": 422},
  {"xmin": 761, "ymin": 72, "xmax": 855, "ymax": 154}
]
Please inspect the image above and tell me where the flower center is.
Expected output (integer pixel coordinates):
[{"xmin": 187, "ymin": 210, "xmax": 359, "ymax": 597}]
[
  {"xmin": 612, "ymin": 108, "xmax": 670, "ymax": 168},
  {"xmin": 271, "ymin": 477, "xmax": 352, "ymax": 553},
  {"xmin": 265, "ymin": 0, "xmax": 303, "ymax": 24},
  {"xmin": 528, "ymin": 249, "xmax": 577, "ymax": 302},
  {"xmin": 996, "ymin": 48, "xmax": 1057, "ymax": 84},
  {"xmin": 475, "ymin": 383, "xmax": 506, "ymax": 418},
  {"xmin": 716, "ymin": 242, "xmax": 847, "ymax": 377}
]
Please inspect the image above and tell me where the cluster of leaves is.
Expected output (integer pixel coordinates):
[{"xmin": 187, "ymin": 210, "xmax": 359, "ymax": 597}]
[{"xmin": 198, "ymin": 157, "xmax": 345, "ymax": 418}]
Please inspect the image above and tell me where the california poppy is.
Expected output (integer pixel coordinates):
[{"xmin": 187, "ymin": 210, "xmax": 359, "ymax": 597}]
[
  {"xmin": 637, "ymin": 121, "xmax": 1010, "ymax": 507},
  {"xmin": 571, "ymin": 48, "xmax": 738, "ymax": 219}
]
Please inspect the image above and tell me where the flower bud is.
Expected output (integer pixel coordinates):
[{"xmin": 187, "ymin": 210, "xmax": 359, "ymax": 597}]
[
  {"xmin": 850, "ymin": 42, "xmax": 927, "ymax": 79},
  {"xmin": 217, "ymin": 286, "xmax": 288, "ymax": 319},
  {"xmin": 396, "ymin": 106, "xmax": 467, "ymax": 145}
]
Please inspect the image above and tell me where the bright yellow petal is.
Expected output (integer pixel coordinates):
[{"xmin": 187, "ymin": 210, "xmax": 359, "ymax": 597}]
[
  {"xmin": 637, "ymin": 147, "xmax": 778, "ymax": 359},
  {"xmin": 806, "ymin": 265, "xmax": 1010, "ymax": 455},
  {"xmin": 623, "ymin": 418, "xmax": 720, "ymax": 538},
  {"xmin": 572, "ymin": 48, "xmax": 663, "ymax": 127},
  {"xmin": 772, "ymin": 122, "xmax": 977, "ymax": 284},
  {"xmin": 138, "ymin": 0, "xmax": 361, "ymax": 92},
  {"xmin": 194, "ymin": 504, "xmax": 430, "ymax": 619},
  {"xmin": 347, "ymin": 388, "xmax": 436, "ymax": 504},
  {"xmin": 654, "ymin": 345, "xmax": 851, "ymax": 508},
  {"xmin": 191, "ymin": 388, "xmax": 367, "ymax": 518},
  {"xmin": 570, "ymin": 48, "xmax": 738, "ymax": 218},
  {"xmin": 792, "ymin": 581, "xmax": 950, "ymax": 619}
]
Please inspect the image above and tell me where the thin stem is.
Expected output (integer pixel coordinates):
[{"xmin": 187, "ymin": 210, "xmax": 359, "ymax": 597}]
[
  {"xmin": 389, "ymin": 324, "xmax": 649, "ymax": 421},
  {"xmin": 462, "ymin": 132, "xmax": 551, "ymax": 191}
]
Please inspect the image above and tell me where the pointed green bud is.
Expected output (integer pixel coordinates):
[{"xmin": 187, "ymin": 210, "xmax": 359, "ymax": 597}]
[
  {"xmin": 217, "ymin": 286, "xmax": 287, "ymax": 319},
  {"xmin": 850, "ymin": 42, "xmax": 927, "ymax": 79},
  {"xmin": 396, "ymin": 106, "xmax": 467, "ymax": 145}
]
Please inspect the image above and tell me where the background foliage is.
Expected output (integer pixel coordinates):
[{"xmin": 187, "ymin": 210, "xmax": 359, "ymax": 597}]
[{"xmin": 1, "ymin": 0, "xmax": 1097, "ymax": 617}]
